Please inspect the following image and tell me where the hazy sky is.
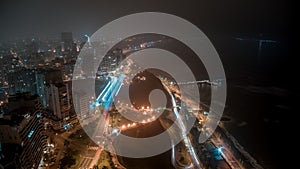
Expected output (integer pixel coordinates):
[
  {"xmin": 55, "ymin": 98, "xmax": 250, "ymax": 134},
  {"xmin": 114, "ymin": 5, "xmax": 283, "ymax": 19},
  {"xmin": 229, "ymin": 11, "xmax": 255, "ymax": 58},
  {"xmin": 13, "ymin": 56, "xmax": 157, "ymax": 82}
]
[{"xmin": 0, "ymin": 0, "xmax": 290, "ymax": 42}]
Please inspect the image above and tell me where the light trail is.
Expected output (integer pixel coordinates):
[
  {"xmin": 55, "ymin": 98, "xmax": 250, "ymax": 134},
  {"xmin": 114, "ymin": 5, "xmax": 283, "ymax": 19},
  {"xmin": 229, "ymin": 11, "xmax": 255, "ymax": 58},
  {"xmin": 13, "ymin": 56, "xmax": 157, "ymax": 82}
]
[
  {"xmin": 92, "ymin": 75, "xmax": 124, "ymax": 142},
  {"xmin": 96, "ymin": 79, "xmax": 112, "ymax": 102},
  {"xmin": 162, "ymin": 83, "xmax": 202, "ymax": 169},
  {"xmin": 102, "ymin": 77, "xmax": 117, "ymax": 102}
]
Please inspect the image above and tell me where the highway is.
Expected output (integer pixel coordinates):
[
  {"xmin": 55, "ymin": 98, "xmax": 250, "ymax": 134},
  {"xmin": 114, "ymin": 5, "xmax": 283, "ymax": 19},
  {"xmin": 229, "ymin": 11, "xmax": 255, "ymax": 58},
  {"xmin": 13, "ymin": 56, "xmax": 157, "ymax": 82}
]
[
  {"xmin": 162, "ymin": 80, "xmax": 247, "ymax": 169},
  {"xmin": 95, "ymin": 75, "xmax": 124, "ymax": 109},
  {"xmin": 210, "ymin": 132, "xmax": 245, "ymax": 169},
  {"xmin": 78, "ymin": 75, "xmax": 125, "ymax": 169},
  {"xmin": 162, "ymin": 82, "xmax": 202, "ymax": 169},
  {"xmin": 92, "ymin": 75, "xmax": 124, "ymax": 143},
  {"xmin": 170, "ymin": 140, "xmax": 194, "ymax": 169}
]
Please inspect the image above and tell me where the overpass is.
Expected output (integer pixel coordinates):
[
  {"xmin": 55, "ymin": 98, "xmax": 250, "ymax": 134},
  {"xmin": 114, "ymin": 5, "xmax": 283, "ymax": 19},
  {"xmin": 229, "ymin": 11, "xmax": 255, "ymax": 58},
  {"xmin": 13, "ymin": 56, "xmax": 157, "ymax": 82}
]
[
  {"xmin": 91, "ymin": 74, "xmax": 124, "ymax": 143},
  {"xmin": 95, "ymin": 75, "xmax": 124, "ymax": 110}
]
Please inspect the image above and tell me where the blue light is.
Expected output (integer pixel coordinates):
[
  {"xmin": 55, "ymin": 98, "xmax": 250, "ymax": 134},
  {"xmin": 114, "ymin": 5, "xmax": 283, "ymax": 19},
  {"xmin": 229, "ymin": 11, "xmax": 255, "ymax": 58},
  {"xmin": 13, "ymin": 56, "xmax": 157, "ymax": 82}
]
[
  {"xmin": 97, "ymin": 80, "xmax": 112, "ymax": 102},
  {"xmin": 217, "ymin": 147, "xmax": 223, "ymax": 153},
  {"xmin": 63, "ymin": 124, "xmax": 70, "ymax": 130},
  {"xmin": 36, "ymin": 113, "xmax": 41, "ymax": 118},
  {"xmin": 28, "ymin": 130, "xmax": 34, "ymax": 138}
]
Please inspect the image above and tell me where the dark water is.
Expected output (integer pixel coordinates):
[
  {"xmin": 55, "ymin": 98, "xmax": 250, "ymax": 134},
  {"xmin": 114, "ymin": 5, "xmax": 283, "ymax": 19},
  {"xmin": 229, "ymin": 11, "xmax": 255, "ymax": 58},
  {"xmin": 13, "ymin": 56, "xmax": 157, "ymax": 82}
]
[
  {"xmin": 114, "ymin": 120, "xmax": 175, "ymax": 169},
  {"xmin": 201, "ymin": 35, "xmax": 290, "ymax": 169},
  {"xmin": 200, "ymin": 80, "xmax": 290, "ymax": 169},
  {"xmin": 225, "ymin": 82, "xmax": 289, "ymax": 169}
]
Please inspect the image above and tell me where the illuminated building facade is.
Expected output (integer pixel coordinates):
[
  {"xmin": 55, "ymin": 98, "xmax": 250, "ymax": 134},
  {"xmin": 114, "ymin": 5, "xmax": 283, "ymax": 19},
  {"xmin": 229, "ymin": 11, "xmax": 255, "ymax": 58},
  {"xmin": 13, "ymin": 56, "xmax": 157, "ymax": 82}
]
[{"xmin": 0, "ymin": 94, "xmax": 47, "ymax": 169}]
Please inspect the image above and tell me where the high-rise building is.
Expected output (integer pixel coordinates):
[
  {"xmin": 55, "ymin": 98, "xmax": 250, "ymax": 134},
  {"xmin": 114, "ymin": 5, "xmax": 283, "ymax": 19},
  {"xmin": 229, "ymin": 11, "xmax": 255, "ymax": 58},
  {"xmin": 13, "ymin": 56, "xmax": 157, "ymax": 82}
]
[
  {"xmin": 5, "ymin": 68, "xmax": 46, "ymax": 101},
  {"xmin": 46, "ymin": 83, "xmax": 70, "ymax": 120},
  {"xmin": 0, "ymin": 94, "xmax": 47, "ymax": 169},
  {"xmin": 73, "ymin": 90, "xmax": 90, "ymax": 119},
  {"xmin": 80, "ymin": 44, "xmax": 96, "ymax": 76},
  {"xmin": 61, "ymin": 32, "xmax": 73, "ymax": 51},
  {"xmin": 35, "ymin": 72, "xmax": 46, "ymax": 108}
]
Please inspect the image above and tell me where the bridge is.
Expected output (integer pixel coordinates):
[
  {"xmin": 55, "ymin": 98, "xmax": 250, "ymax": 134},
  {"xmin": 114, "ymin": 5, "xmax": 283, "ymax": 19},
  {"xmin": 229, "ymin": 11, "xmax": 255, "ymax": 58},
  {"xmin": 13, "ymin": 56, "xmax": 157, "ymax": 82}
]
[
  {"xmin": 95, "ymin": 75, "xmax": 124, "ymax": 110},
  {"xmin": 90, "ymin": 74, "xmax": 124, "ymax": 144},
  {"xmin": 177, "ymin": 80, "xmax": 223, "ymax": 87}
]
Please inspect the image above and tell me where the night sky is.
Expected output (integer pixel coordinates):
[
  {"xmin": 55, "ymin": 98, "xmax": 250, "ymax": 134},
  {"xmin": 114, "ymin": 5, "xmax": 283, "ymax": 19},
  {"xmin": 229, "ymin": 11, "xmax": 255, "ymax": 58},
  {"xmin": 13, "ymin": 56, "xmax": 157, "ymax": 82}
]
[{"xmin": 0, "ymin": 0, "xmax": 290, "ymax": 41}]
